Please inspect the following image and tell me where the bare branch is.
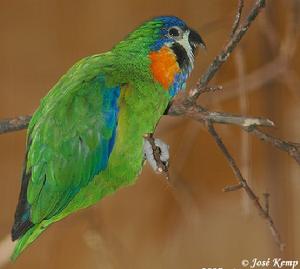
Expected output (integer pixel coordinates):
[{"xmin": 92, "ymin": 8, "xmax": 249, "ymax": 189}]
[
  {"xmin": 223, "ymin": 183, "xmax": 243, "ymax": 192},
  {"xmin": 170, "ymin": 100, "xmax": 300, "ymax": 167},
  {"xmin": 197, "ymin": 85, "xmax": 223, "ymax": 95},
  {"xmin": 263, "ymin": 193, "xmax": 270, "ymax": 215},
  {"xmin": 188, "ymin": 0, "xmax": 266, "ymax": 102},
  {"xmin": 244, "ymin": 127, "xmax": 300, "ymax": 165},
  {"xmin": 231, "ymin": 0, "xmax": 245, "ymax": 37},
  {"xmin": 206, "ymin": 121, "xmax": 285, "ymax": 251},
  {"xmin": 0, "ymin": 116, "xmax": 31, "ymax": 135},
  {"xmin": 169, "ymin": 103, "xmax": 274, "ymax": 128}
]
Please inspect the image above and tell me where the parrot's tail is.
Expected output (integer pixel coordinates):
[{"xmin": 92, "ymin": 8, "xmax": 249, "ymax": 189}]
[{"xmin": 11, "ymin": 222, "xmax": 49, "ymax": 261}]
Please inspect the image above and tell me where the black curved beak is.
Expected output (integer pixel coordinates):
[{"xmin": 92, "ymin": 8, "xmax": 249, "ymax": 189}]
[{"xmin": 188, "ymin": 29, "xmax": 206, "ymax": 51}]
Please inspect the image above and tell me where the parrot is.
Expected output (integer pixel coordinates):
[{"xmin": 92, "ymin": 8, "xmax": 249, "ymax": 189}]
[{"xmin": 10, "ymin": 16, "xmax": 205, "ymax": 260}]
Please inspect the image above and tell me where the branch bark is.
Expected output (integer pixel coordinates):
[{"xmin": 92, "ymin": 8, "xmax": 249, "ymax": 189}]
[
  {"xmin": 187, "ymin": 0, "xmax": 266, "ymax": 102},
  {"xmin": 207, "ymin": 121, "xmax": 285, "ymax": 251},
  {"xmin": 0, "ymin": 116, "xmax": 31, "ymax": 135},
  {"xmin": 245, "ymin": 127, "xmax": 300, "ymax": 165}
]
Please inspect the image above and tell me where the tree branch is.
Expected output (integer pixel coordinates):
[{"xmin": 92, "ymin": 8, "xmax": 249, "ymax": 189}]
[
  {"xmin": 244, "ymin": 126, "xmax": 300, "ymax": 165},
  {"xmin": 188, "ymin": 0, "xmax": 266, "ymax": 101},
  {"xmin": 231, "ymin": 0, "xmax": 245, "ymax": 38},
  {"xmin": 207, "ymin": 121, "xmax": 285, "ymax": 251},
  {"xmin": 0, "ymin": 116, "xmax": 31, "ymax": 135},
  {"xmin": 169, "ymin": 103, "xmax": 274, "ymax": 128}
]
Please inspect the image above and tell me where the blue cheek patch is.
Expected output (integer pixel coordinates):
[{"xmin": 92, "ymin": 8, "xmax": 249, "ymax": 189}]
[{"xmin": 150, "ymin": 37, "xmax": 172, "ymax": 51}]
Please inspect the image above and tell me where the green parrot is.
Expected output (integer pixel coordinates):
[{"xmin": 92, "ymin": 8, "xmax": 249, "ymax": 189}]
[{"xmin": 11, "ymin": 16, "xmax": 205, "ymax": 260}]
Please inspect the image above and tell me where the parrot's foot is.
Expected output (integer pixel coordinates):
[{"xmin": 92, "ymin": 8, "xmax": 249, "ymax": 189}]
[{"xmin": 143, "ymin": 134, "xmax": 169, "ymax": 178}]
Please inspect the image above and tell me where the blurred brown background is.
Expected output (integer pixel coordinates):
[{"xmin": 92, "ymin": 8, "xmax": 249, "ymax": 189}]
[{"xmin": 0, "ymin": 0, "xmax": 299, "ymax": 268}]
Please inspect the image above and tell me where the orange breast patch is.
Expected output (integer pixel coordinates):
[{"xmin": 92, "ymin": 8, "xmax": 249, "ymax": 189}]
[{"xmin": 149, "ymin": 46, "xmax": 180, "ymax": 90}]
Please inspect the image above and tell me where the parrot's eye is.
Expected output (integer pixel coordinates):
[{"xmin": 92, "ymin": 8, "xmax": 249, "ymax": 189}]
[
  {"xmin": 169, "ymin": 28, "xmax": 179, "ymax": 37},
  {"xmin": 167, "ymin": 26, "xmax": 183, "ymax": 39}
]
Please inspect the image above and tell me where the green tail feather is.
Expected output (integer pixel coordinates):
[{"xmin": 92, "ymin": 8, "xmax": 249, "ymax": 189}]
[{"xmin": 11, "ymin": 223, "xmax": 48, "ymax": 261}]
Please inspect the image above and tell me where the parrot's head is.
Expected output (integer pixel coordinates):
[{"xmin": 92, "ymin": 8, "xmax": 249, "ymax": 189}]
[
  {"xmin": 150, "ymin": 16, "xmax": 205, "ymax": 94},
  {"xmin": 148, "ymin": 16, "xmax": 206, "ymax": 96},
  {"xmin": 115, "ymin": 16, "xmax": 205, "ymax": 97},
  {"xmin": 150, "ymin": 16, "xmax": 206, "ymax": 71}
]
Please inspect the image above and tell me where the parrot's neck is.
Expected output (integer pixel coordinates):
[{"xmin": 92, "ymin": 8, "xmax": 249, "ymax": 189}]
[
  {"xmin": 109, "ymin": 47, "xmax": 189, "ymax": 100},
  {"xmin": 149, "ymin": 45, "xmax": 189, "ymax": 97}
]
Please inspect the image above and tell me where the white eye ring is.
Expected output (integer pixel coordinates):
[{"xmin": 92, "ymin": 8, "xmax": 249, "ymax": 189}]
[{"xmin": 167, "ymin": 26, "xmax": 183, "ymax": 39}]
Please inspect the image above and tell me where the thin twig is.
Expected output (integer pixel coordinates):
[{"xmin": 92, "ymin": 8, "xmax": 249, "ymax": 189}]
[
  {"xmin": 188, "ymin": 0, "xmax": 266, "ymax": 102},
  {"xmin": 263, "ymin": 193, "xmax": 270, "ymax": 215},
  {"xmin": 169, "ymin": 101, "xmax": 300, "ymax": 167},
  {"xmin": 0, "ymin": 116, "xmax": 31, "ymax": 135},
  {"xmin": 169, "ymin": 103, "xmax": 274, "ymax": 128},
  {"xmin": 223, "ymin": 183, "xmax": 243, "ymax": 192},
  {"xmin": 197, "ymin": 85, "xmax": 223, "ymax": 95},
  {"xmin": 231, "ymin": 0, "xmax": 245, "ymax": 37},
  {"xmin": 212, "ymin": 0, "xmax": 300, "ymax": 105},
  {"xmin": 206, "ymin": 121, "xmax": 285, "ymax": 251},
  {"xmin": 244, "ymin": 126, "xmax": 300, "ymax": 165}
]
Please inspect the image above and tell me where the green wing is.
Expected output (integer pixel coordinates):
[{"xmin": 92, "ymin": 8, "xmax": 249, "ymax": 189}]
[{"xmin": 12, "ymin": 54, "xmax": 120, "ymax": 239}]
